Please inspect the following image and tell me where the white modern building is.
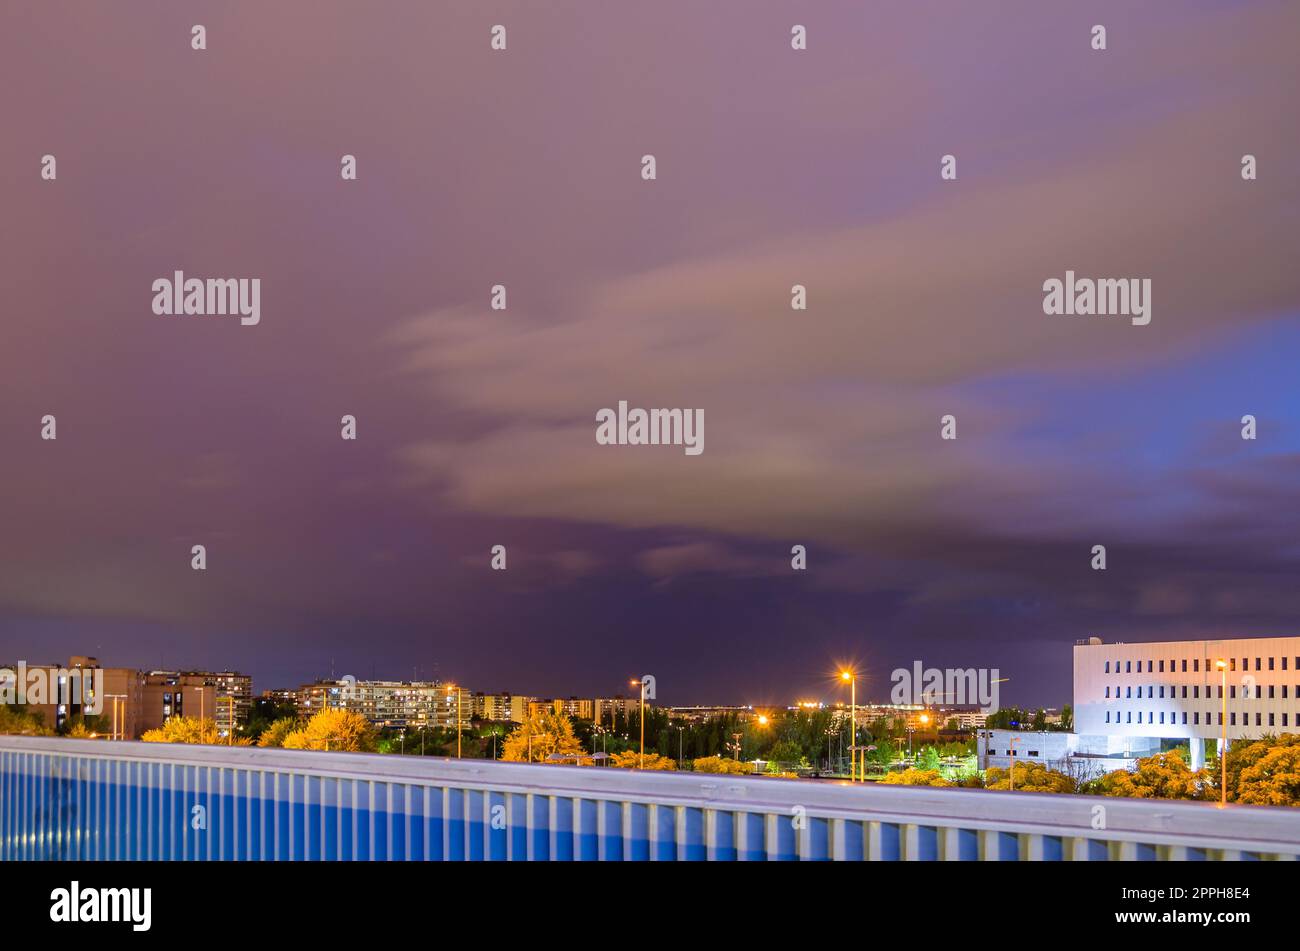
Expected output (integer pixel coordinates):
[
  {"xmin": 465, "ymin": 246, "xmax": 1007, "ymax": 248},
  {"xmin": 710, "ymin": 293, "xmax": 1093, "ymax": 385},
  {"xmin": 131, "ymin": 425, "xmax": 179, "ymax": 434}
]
[{"xmin": 1074, "ymin": 635, "xmax": 1300, "ymax": 769}]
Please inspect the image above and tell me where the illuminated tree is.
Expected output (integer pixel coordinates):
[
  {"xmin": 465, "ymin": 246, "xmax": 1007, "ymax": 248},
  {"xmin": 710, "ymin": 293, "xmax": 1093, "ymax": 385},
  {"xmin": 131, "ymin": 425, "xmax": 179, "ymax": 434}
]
[
  {"xmin": 256, "ymin": 716, "xmax": 299, "ymax": 748},
  {"xmin": 609, "ymin": 750, "xmax": 676, "ymax": 770},
  {"xmin": 880, "ymin": 768, "xmax": 952, "ymax": 787},
  {"xmin": 141, "ymin": 716, "xmax": 221, "ymax": 745},
  {"xmin": 281, "ymin": 709, "xmax": 375, "ymax": 752},
  {"xmin": 692, "ymin": 755, "xmax": 752, "ymax": 775},
  {"xmin": 501, "ymin": 709, "xmax": 585, "ymax": 763},
  {"xmin": 1089, "ymin": 750, "xmax": 1206, "ymax": 800},
  {"xmin": 985, "ymin": 761, "xmax": 1076, "ymax": 793}
]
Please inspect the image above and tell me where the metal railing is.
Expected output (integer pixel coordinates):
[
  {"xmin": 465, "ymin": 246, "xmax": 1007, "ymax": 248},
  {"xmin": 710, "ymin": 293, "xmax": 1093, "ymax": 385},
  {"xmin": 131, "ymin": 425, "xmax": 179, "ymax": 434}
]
[{"xmin": 2, "ymin": 736, "xmax": 1297, "ymax": 860}]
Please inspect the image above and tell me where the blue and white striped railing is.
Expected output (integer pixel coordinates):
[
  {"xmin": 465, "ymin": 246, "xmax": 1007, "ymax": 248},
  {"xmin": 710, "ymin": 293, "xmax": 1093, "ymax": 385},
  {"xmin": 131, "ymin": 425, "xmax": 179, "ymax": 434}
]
[{"xmin": 2, "ymin": 736, "xmax": 1297, "ymax": 860}]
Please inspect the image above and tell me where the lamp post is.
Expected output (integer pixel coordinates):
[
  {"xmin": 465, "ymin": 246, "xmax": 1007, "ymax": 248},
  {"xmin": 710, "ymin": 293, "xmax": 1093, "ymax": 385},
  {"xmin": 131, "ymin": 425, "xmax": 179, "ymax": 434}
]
[
  {"xmin": 840, "ymin": 671, "xmax": 856, "ymax": 781},
  {"xmin": 631, "ymin": 679, "xmax": 647, "ymax": 769},
  {"xmin": 1216, "ymin": 659, "xmax": 1228, "ymax": 808},
  {"xmin": 446, "ymin": 685, "xmax": 464, "ymax": 758},
  {"xmin": 675, "ymin": 725, "xmax": 685, "ymax": 767},
  {"xmin": 105, "ymin": 694, "xmax": 127, "ymax": 741}
]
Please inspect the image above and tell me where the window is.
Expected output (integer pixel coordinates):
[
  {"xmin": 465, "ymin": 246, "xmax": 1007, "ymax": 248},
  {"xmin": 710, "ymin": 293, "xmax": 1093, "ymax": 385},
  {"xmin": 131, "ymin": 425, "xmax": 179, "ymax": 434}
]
[
  {"xmin": 1028, "ymin": 750, "xmax": 1039, "ymax": 757},
  {"xmin": 1256, "ymin": 657, "xmax": 1262, "ymax": 671},
  {"xmin": 1148, "ymin": 712, "xmax": 1154, "ymax": 723},
  {"xmin": 1194, "ymin": 686, "xmax": 1199, "ymax": 699},
  {"xmin": 1230, "ymin": 659, "xmax": 1237, "ymax": 671},
  {"xmin": 1194, "ymin": 712, "xmax": 1200, "ymax": 725},
  {"xmin": 1159, "ymin": 686, "xmax": 1165, "ymax": 698},
  {"xmin": 1105, "ymin": 661, "xmax": 1111, "ymax": 673},
  {"xmin": 1182, "ymin": 659, "xmax": 1188, "ymax": 673},
  {"xmin": 1218, "ymin": 712, "xmax": 1223, "ymax": 725},
  {"xmin": 1256, "ymin": 713, "xmax": 1262, "ymax": 727},
  {"xmin": 1231, "ymin": 713, "xmax": 1237, "ymax": 726},
  {"xmin": 1148, "ymin": 661, "xmax": 1154, "ymax": 672},
  {"xmin": 1159, "ymin": 712, "xmax": 1165, "ymax": 724},
  {"xmin": 1284, "ymin": 685, "xmax": 1289, "ymax": 699},
  {"xmin": 1269, "ymin": 685, "xmax": 1275, "ymax": 699},
  {"xmin": 1285, "ymin": 714, "xmax": 1290, "ymax": 727},
  {"xmin": 1182, "ymin": 686, "xmax": 1188, "ymax": 698},
  {"xmin": 1159, "ymin": 660, "xmax": 1165, "ymax": 673},
  {"xmin": 1148, "ymin": 686, "xmax": 1154, "ymax": 698},
  {"xmin": 1127, "ymin": 712, "xmax": 1132, "ymax": 723},
  {"xmin": 1230, "ymin": 686, "xmax": 1236, "ymax": 699},
  {"xmin": 1126, "ymin": 661, "xmax": 1132, "ymax": 673},
  {"xmin": 1269, "ymin": 657, "xmax": 1275, "ymax": 671},
  {"xmin": 1106, "ymin": 711, "xmax": 1111, "ymax": 723},
  {"xmin": 1126, "ymin": 686, "xmax": 1132, "ymax": 698},
  {"xmin": 1105, "ymin": 686, "xmax": 1110, "ymax": 698},
  {"xmin": 1182, "ymin": 712, "xmax": 1187, "ymax": 724},
  {"xmin": 1194, "ymin": 658, "xmax": 1200, "ymax": 672},
  {"xmin": 1269, "ymin": 713, "xmax": 1275, "ymax": 727}
]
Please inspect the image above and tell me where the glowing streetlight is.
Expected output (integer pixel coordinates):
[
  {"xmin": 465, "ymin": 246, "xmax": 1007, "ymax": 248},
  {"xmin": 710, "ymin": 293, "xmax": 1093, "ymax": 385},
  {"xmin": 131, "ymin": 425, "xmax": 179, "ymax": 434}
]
[
  {"xmin": 631, "ymin": 679, "xmax": 648, "ymax": 769},
  {"xmin": 447, "ymin": 684, "xmax": 464, "ymax": 758},
  {"xmin": 839, "ymin": 670, "xmax": 857, "ymax": 782}
]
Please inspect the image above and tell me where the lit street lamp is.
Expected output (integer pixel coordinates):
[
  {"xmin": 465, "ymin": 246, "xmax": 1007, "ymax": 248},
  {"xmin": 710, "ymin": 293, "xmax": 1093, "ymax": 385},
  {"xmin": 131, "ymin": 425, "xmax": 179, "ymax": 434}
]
[
  {"xmin": 631, "ymin": 679, "xmax": 648, "ymax": 769},
  {"xmin": 840, "ymin": 670, "xmax": 857, "ymax": 781}
]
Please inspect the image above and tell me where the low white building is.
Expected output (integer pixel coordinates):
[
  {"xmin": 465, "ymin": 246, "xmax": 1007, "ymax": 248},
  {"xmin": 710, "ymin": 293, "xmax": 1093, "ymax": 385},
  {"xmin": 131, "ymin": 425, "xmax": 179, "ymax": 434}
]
[{"xmin": 1074, "ymin": 634, "xmax": 1300, "ymax": 769}]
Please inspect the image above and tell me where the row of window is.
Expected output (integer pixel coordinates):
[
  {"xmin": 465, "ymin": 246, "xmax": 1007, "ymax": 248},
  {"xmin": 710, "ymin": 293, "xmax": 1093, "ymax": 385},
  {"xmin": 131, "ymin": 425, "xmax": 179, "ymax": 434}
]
[
  {"xmin": 1104, "ymin": 656, "xmax": 1300, "ymax": 675},
  {"xmin": 1105, "ymin": 684, "xmax": 1297, "ymax": 700},
  {"xmin": 1104, "ymin": 710, "xmax": 1289, "ymax": 727}
]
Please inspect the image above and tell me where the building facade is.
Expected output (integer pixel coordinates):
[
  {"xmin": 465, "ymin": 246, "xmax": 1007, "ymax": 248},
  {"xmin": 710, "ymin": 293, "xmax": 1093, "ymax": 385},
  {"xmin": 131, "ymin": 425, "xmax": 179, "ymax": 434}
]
[{"xmin": 1074, "ymin": 635, "xmax": 1300, "ymax": 769}]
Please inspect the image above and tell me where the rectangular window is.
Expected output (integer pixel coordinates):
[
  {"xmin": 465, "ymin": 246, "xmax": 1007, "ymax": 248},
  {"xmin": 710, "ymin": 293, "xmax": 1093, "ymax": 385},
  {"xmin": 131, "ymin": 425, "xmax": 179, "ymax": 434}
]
[
  {"xmin": 1182, "ymin": 659, "xmax": 1188, "ymax": 673},
  {"xmin": 1159, "ymin": 660, "xmax": 1165, "ymax": 673},
  {"xmin": 1256, "ymin": 657, "xmax": 1262, "ymax": 671},
  {"xmin": 1182, "ymin": 712, "xmax": 1187, "ymax": 724},
  {"xmin": 1194, "ymin": 658, "xmax": 1200, "ymax": 673},
  {"xmin": 1231, "ymin": 713, "xmax": 1237, "ymax": 726},
  {"xmin": 1105, "ymin": 686, "xmax": 1110, "ymax": 698},
  {"xmin": 1105, "ymin": 660, "xmax": 1110, "ymax": 673},
  {"xmin": 1126, "ymin": 661, "xmax": 1132, "ymax": 673},
  {"xmin": 1194, "ymin": 712, "xmax": 1200, "ymax": 725},
  {"xmin": 1230, "ymin": 658, "xmax": 1237, "ymax": 671},
  {"xmin": 1148, "ymin": 661, "xmax": 1154, "ymax": 672},
  {"xmin": 1269, "ymin": 657, "xmax": 1275, "ymax": 671},
  {"xmin": 1269, "ymin": 713, "xmax": 1275, "ymax": 727},
  {"xmin": 1159, "ymin": 712, "xmax": 1165, "ymax": 724},
  {"xmin": 1256, "ymin": 712, "xmax": 1262, "ymax": 727}
]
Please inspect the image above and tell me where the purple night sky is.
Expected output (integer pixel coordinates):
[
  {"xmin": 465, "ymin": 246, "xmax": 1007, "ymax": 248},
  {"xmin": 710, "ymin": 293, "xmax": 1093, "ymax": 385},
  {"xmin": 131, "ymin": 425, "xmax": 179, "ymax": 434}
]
[{"xmin": 1, "ymin": 1, "xmax": 1297, "ymax": 709}]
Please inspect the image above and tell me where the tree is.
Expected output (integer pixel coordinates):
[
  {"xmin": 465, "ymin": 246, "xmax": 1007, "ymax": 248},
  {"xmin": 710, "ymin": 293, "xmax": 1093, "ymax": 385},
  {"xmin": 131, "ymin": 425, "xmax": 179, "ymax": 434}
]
[
  {"xmin": 880, "ymin": 769, "xmax": 952, "ymax": 787},
  {"xmin": 256, "ymin": 716, "xmax": 299, "ymax": 748},
  {"xmin": 985, "ymin": 762, "xmax": 1076, "ymax": 793},
  {"xmin": 917, "ymin": 747, "xmax": 942, "ymax": 771},
  {"xmin": 1227, "ymin": 734, "xmax": 1300, "ymax": 806},
  {"xmin": 1088, "ymin": 750, "xmax": 1207, "ymax": 800},
  {"xmin": 609, "ymin": 750, "xmax": 676, "ymax": 770},
  {"xmin": 141, "ymin": 716, "xmax": 223, "ymax": 745},
  {"xmin": 501, "ymin": 709, "xmax": 585, "ymax": 763},
  {"xmin": 0, "ymin": 705, "xmax": 51, "ymax": 736},
  {"xmin": 282, "ymin": 709, "xmax": 376, "ymax": 752},
  {"xmin": 692, "ymin": 755, "xmax": 752, "ymax": 775}
]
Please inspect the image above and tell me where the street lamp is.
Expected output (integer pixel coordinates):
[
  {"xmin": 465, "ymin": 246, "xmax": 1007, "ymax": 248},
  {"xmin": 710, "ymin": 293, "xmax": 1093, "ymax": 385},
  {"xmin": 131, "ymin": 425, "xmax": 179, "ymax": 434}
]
[
  {"xmin": 840, "ymin": 670, "xmax": 856, "ymax": 782},
  {"xmin": 446, "ymin": 684, "xmax": 464, "ymax": 758},
  {"xmin": 1216, "ymin": 659, "xmax": 1228, "ymax": 808},
  {"xmin": 105, "ymin": 694, "xmax": 128, "ymax": 741},
  {"xmin": 631, "ymin": 679, "xmax": 648, "ymax": 769}
]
